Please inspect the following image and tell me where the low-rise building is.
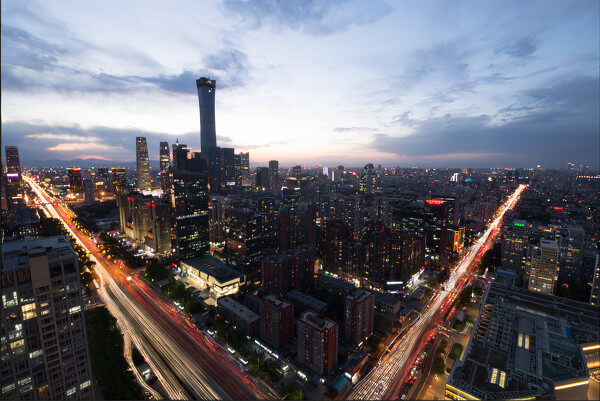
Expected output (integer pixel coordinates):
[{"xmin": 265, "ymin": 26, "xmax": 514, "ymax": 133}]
[
  {"xmin": 217, "ymin": 296, "xmax": 259, "ymax": 337},
  {"xmin": 285, "ymin": 289, "xmax": 327, "ymax": 317},
  {"xmin": 181, "ymin": 255, "xmax": 245, "ymax": 299}
]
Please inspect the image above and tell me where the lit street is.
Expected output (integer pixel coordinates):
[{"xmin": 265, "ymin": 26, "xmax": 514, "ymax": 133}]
[{"xmin": 347, "ymin": 184, "xmax": 526, "ymax": 400}]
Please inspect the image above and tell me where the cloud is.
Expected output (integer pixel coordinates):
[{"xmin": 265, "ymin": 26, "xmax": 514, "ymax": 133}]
[
  {"xmin": 391, "ymin": 112, "xmax": 416, "ymax": 126},
  {"xmin": 495, "ymin": 36, "xmax": 537, "ymax": 58},
  {"xmin": 46, "ymin": 142, "xmax": 123, "ymax": 152},
  {"xmin": 332, "ymin": 126, "xmax": 377, "ymax": 133},
  {"xmin": 1, "ymin": 121, "xmax": 204, "ymax": 162},
  {"xmin": 223, "ymin": 0, "xmax": 392, "ymax": 35},
  {"xmin": 1, "ymin": 23, "xmax": 248, "ymax": 95},
  {"xmin": 370, "ymin": 75, "xmax": 599, "ymax": 167}
]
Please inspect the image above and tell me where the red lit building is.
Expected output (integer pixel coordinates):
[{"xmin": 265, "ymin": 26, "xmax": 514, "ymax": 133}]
[
  {"xmin": 260, "ymin": 295, "xmax": 293, "ymax": 348},
  {"xmin": 297, "ymin": 311, "xmax": 338, "ymax": 375},
  {"xmin": 344, "ymin": 289, "xmax": 374, "ymax": 346},
  {"xmin": 261, "ymin": 246, "xmax": 315, "ymax": 296}
]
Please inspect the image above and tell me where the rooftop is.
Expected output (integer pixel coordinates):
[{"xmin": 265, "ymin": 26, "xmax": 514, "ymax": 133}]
[
  {"xmin": 218, "ymin": 297, "xmax": 259, "ymax": 323},
  {"xmin": 447, "ymin": 281, "xmax": 600, "ymax": 400},
  {"xmin": 286, "ymin": 290, "xmax": 327, "ymax": 311},
  {"xmin": 182, "ymin": 255, "xmax": 244, "ymax": 284}
]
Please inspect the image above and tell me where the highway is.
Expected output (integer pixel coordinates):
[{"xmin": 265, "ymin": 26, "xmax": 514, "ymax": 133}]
[
  {"xmin": 24, "ymin": 175, "xmax": 278, "ymax": 400},
  {"xmin": 348, "ymin": 184, "xmax": 526, "ymax": 400}
]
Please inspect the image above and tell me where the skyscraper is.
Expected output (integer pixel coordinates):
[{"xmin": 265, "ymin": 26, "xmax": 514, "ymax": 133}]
[
  {"xmin": 1, "ymin": 236, "xmax": 95, "ymax": 400},
  {"xmin": 196, "ymin": 77, "xmax": 217, "ymax": 155},
  {"xmin": 135, "ymin": 137, "xmax": 151, "ymax": 190},
  {"xmin": 269, "ymin": 160, "xmax": 279, "ymax": 186},
  {"xmin": 239, "ymin": 152, "xmax": 250, "ymax": 186},
  {"xmin": 5, "ymin": 145, "xmax": 21, "ymax": 174},
  {"xmin": 526, "ymin": 239, "xmax": 559, "ymax": 295},
  {"xmin": 172, "ymin": 141, "xmax": 189, "ymax": 170},
  {"xmin": 4, "ymin": 146, "xmax": 23, "ymax": 209},
  {"xmin": 159, "ymin": 141, "xmax": 172, "ymax": 195},
  {"xmin": 67, "ymin": 168, "xmax": 84, "ymax": 195},
  {"xmin": 172, "ymin": 168, "xmax": 209, "ymax": 260},
  {"xmin": 110, "ymin": 167, "xmax": 127, "ymax": 194}
]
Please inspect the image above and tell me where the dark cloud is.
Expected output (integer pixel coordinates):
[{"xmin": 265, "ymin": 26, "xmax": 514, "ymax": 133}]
[
  {"xmin": 1, "ymin": 23, "xmax": 248, "ymax": 94},
  {"xmin": 370, "ymin": 75, "xmax": 599, "ymax": 168},
  {"xmin": 391, "ymin": 112, "xmax": 416, "ymax": 126},
  {"xmin": 223, "ymin": 0, "xmax": 392, "ymax": 35},
  {"xmin": 495, "ymin": 36, "xmax": 537, "ymax": 58}
]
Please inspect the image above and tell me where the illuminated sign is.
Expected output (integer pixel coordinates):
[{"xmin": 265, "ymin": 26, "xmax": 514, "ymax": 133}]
[
  {"xmin": 6, "ymin": 173, "xmax": 19, "ymax": 177},
  {"xmin": 425, "ymin": 199, "xmax": 445, "ymax": 205},
  {"xmin": 552, "ymin": 206, "xmax": 563, "ymax": 210},
  {"xmin": 514, "ymin": 222, "xmax": 525, "ymax": 227},
  {"xmin": 146, "ymin": 202, "xmax": 156, "ymax": 207}
]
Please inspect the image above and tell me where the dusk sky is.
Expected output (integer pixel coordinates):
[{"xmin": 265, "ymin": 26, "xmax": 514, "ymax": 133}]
[{"xmin": 1, "ymin": 0, "xmax": 598, "ymax": 168}]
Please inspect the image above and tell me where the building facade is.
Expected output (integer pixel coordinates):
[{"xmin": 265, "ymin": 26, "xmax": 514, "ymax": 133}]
[
  {"xmin": 135, "ymin": 137, "xmax": 151, "ymax": 190},
  {"xmin": 1, "ymin": 237, "xmax": 95, "ymax": 400},
  {"xmin": 297, "ymin": 311, "xmax": 338, "ymax": 376},
  {"xmin": 196, "ymin": 77, "xmax": 217, "ymax": 155},
  {"xmin": 344, "ymin": 289, "xmax": 374, "ymax": 346}
]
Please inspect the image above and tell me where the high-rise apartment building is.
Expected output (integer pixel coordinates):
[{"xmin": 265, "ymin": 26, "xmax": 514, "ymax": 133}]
[
  {"xmin": 262, "ymin": 246, "xmax": 315, "ymax": 297},
  {"xmin": 1, "ymin": 237, "xmax": 95, "ymax": 400},
  {"xmin": 110, "ymin": 167, "xmax": 127, "ymax": 194},
  {"xmin": 344, "ymin": 289, "xmax": 374, "ymax": 346},
  {"xmin": 159, "ymin": 141, "xmax": 172, "ymax": 195},
  {"xmin": 67, "ymin": 168, "xmax": 84, "ymax": 195},
  {"xmin": 526, "ymin": 239, "xmax": 559, "ymax": 295},
  {"xmin": 196, "ymin": 77, "xmax": 217, "ymax": 155},
  {"xmin": 135, "ymin": 137, "xmax": 151, "ymax": 190},
  {"xmin": 297, "ymin": 311, "xmax": 338, "ymax": 375},
  {"xmin": 260, "ymin": 295, "xmax": 293, "ymax": 349}
]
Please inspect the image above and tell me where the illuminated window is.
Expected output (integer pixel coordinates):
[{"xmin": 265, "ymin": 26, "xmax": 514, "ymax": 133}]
[
  {"xmin": 489, "ymin": 368, "xmax": 507, "ymax": 388},
  {"xmin": 2, "ymin": 383, "xmax": 15, "ymax": 394},
  {"xmin": 18, "ymin": 377, "xmax": 31, "ymax": 386},
  {"xmin": 517, "ymin": 332, "xmax": 530, "ymax": 350},
  {"xmin": 21, "ymin": 303, "xmax": 37, "ymax": 320},
  {"xmin": 38, "ymin": 385, "xmax": 48, "ymax": 399},
  {"xmin": 79, "ymin": 380, "xmax": 91, "ymax": 390},
  {"xmin": 69, "ymin": 305, "xmax": 81, "ymax": 315},
  {"xmin": 2, "ymin": 292, "xmax": 18, "ymax": 308},
  {"xmin": 66, "ymin": 387, "xmax": 77, "ymax": 396}
]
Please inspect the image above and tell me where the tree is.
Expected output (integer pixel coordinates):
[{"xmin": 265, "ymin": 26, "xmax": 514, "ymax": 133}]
[
  {"xmin": 432, "ymin": 356, "xmax": 446, "ymax": 376},
  {"xmin": 457, "ymin": 286, "xmax": 472, "ymax": 308}
]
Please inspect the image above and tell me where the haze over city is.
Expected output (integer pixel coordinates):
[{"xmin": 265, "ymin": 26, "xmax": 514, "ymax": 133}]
[{"xmin": 1, "ymin": 0, "xmax": 599, "ymax": 167}]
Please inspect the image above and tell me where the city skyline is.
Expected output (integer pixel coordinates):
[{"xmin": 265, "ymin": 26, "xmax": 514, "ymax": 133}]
[{"xmin": 2, "ymin": 1, "xmax": 599, "ymax": 168}]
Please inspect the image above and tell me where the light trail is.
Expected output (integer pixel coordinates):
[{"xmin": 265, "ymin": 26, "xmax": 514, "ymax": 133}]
[
  {"xmin": 348, "ymin": 185, "xmax": 526, "ymax": 400},
  {"xmin": 24, "ymin": 176, "xmax": 278, "ymax": 400}
]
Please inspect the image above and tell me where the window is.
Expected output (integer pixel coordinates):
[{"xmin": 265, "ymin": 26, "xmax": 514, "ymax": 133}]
[
  {"xmin": 21, "ymin": 303, "xmax": 37, "ymax": 320},
  {"xmin": 66, "ymin": 387, "xmax": 77, "ymax": 396},
  {"xmin": 2, "ymin": 383, "xmax": 15, "ymax": 394},
  {"xmin": 79, "ymin": 380, "xmax": 91, "ymax": 390},
  {"xmin": 68, "ymin": 306, "xmax": 81, "ymax": 315},
  {"xmin": 2, "ymin": 292, "xmax": 18, "ymax": 308}
]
